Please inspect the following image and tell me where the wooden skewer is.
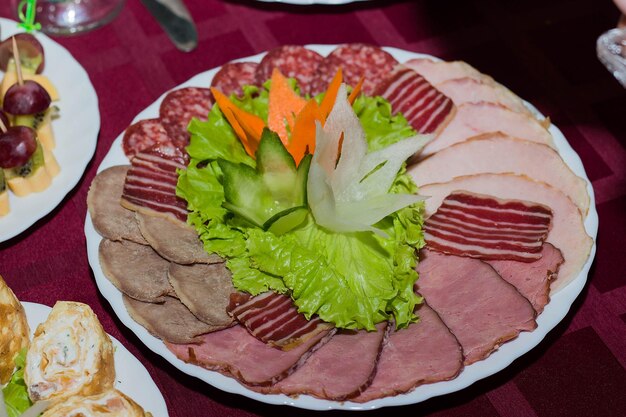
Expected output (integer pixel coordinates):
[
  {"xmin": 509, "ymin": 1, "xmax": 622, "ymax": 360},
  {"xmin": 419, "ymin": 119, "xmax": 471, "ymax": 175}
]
[
  {"xmin": 11, "ymin": 37, "xmax": 23, "ymax": 86},
  {"xmin": 0, "ymin": 118, "xmax": 7, "ymax": 133}
]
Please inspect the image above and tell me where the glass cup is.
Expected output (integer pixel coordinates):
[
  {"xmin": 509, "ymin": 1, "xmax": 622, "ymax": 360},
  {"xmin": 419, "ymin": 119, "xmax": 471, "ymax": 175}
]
[
  {"xmin": 12, "ymin": 0, "xmax": 126, "ymax": 35},
  {"xmin": 597, "ymin": 27, "xmax": 626, "ymax": 87}
]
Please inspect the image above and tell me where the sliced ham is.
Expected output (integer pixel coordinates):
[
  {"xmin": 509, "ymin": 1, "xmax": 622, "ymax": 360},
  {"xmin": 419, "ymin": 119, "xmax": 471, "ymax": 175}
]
[
  {"xmin": 408, "ymin": 133, "xmax": 591, "ymax": 216},
  {"xmin": 228, "ymin": 292, "xmax": 333, "ymax": 351},
  {"xmin": 256, "ymin": 322, "xmax": 388, "ymax": 401},
  {"xmin": 423, "ymin": 191, "xmax": 552, "ymax": 262},
  {"xmin": 121, "ymin": 145, "xmax": 189, "ymax": 222},
  {"xmin": 419, "ymin": 102, "xmax": 554, "ymax": 159},
  {"xmin": 416, "ymin": 249, "xmax": 536, "ymax": 365},
  {"xmin": 165, "ymin": 325, "xmax": 335, "ymax": 386},
  {"xmin": 488, "ymin": 243, "xmax": 564, "ymax": 314},
  {"xmin": 373, "ymin": 66, "xmax": 454, "ymax": 134},
  {"xmin": 404, "ymin": 58, "xmax": 494, "ymax": 85},
  {"xmin": 435, "ymin": 77, "xmax": 530, "ymax": 114},
  {"xmin": 417, "ymin": 173, "xmax": 593, "ymax": 293},
  {"xmin": 353, "ymin": 303, "xmax": 463, "ymax": 402}
]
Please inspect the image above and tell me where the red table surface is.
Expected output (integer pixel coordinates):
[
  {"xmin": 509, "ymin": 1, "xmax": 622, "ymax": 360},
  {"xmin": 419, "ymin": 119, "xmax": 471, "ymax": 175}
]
[{"xmin": 1, "ymin": 0, "xmax": 625, "ymax": 416}]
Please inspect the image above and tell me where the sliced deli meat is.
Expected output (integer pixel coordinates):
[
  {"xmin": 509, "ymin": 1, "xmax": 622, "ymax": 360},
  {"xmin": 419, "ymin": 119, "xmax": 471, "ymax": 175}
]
[
  {"xmin": 435, "ymin": 77, "xmax": 530, "ymax": 114},
  {"xmin": 166, "ymin": 325, "xmax": 335, "ymax": 386},
  {"xmin": 255, "ymin": 45, "xmax": 324, "ymax": 95},
  {"xmin": 210, "ymin": 61, "xmax": 259, "ymax": 98},
  {"xmin": 408, "ymin": 133, "xmax": 591, "ymax": 215},
  {"xmin": 423, "ymin": 191, "xmax": 553, "ymax": 262},
  {"xmin": 418, "ymin": 173, "xmax": 593, "ymax": 292},
  {"xmin": 159, "ymin": 87, "xmax": 213, "ymax": 147},
  {"xmin": 420, "ymin": 102, "xmax": 555, "ymax": 158},
  {"xmin": 416, "ymin": 249, "xmax": 537, "ymax": 365},
  {"xmin": 373, "ymin": 65, "xmax": 455, "ymax": 134},
  {"xmin": 404, "ymin": 58, "xmax": 494, "ymax": 85},
  {"xmin": 354, "ymin": 303, "xmax": 463, "ymax": 402},
  {"xmin": 121, "ymin": 118, "xmax": 176, "ymax": 160}
]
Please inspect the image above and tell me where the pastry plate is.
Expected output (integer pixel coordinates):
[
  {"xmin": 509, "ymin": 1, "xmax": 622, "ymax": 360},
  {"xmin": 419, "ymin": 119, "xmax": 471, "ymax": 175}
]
[
  {"xmin": 0, "ymin": 18, "xmax": 99, "ymax": 242},
  {"xmin": 85, "ymin": 45, "xmax": 598, "ymax": 411}
]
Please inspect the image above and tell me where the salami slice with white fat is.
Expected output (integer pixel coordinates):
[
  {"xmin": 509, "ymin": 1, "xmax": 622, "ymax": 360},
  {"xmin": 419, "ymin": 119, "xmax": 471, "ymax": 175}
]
[
  {"xmin": 159, "ymin": 87, "xmax": 213, "ymax": 148},
  {"xmin": 211, "ymin": 61, "xmax": 259, "ymax": 98},
  {"xmin": 255, "ymin": 46, "xmax": 324, "ymax": 95},
  {"xmin": 121, "ymin": 118, "xmax": 176, "ymax": 159},
  {"xmin": 310, "ymin": 43, "xmax": 399, "ymax": 96}
]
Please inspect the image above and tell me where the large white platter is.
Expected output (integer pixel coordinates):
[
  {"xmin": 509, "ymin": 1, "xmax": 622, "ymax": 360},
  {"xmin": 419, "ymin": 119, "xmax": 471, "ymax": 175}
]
[
  {"xmin": 22, "ymin": 302, "xmax": 169, "ymax": 416},
  {"xmin": 85, "ymin": 45, "xmax": 598, "ymax": 411},
  {"xmin": 0, "ymin": 18, "xmax": 99, "ymax": 242}
]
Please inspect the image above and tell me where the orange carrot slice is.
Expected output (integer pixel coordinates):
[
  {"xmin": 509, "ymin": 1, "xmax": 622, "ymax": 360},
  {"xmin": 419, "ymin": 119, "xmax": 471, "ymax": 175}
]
[
  {"xmin": 318, "ymin": 67, "xmax": 343, "ymax": 122},
  {"xmin": 288, "ymin": 99, "xmax": 323, "ymax": 165},
  {"xmin": 267, "ymin": 68, "xmax": 307, "ymax": 144},
  {"xmin": 348, "ymin": 75, "xmax": 364, "ymax": 105}
]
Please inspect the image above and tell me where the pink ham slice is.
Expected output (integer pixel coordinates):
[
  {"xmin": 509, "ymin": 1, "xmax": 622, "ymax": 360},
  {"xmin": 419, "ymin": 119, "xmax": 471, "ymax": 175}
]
[
  {"xmin": 416, "ymin": 249, "xmax": 536, "ymax": 365},
  {"xmin": 353, "ymin": 303, "xmax": 463, "ymax": 402},
  {"xmin": 417, "ymin": 173, "xmax": 593, "ymax": 293},
  {"xmin": 228, "ymin": 292, "xmax": 333, "ymax": 350},
  {"xmin": 423, "ymin": 191, "xmax": 552, "ymax": 263},
  {"xmin": 488, "ymin": 243, "xmax": 564, "ymax": 314},
  {"xmin": 419, "ymin": 102, "xmax": 554, "ymax": 159},
  {"xmin": 121, "ymin": 145, "xmax": 188, "ymax": 222},
  {"xmin": 404, "ymin": 58, "xmax": 493, "ymax": 85},
  {"xmin": 255, "ymin": 322, "xmax": 388, "ymax": 401},
  {"xmin": 166, "ymin": 324, "xmax": 335, "ymax": 386},
  {"xmin": 435, "ymin": 77, "xmax": 530, "ymax": 114},
  {"xmin": 373, "ymin": 66, "xmax": 454, "ymax": 134},
  {"xmin": 408, "ymin": 133, "xmax": 591, "ymax": 216}
]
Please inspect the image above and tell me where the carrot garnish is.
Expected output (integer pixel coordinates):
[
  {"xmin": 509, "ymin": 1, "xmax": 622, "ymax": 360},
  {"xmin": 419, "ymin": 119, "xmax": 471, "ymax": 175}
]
[
  {"xmin": 288, "ymin": 99, "xmax": 323, "ymax": 165},
  {"xmin": 348, "ymin": 75, "xmax": 364, "ymax": 105},
  {"xmin": 267, "ymin": 68, "xmax": 307, "ymax": 145},
  {"xmin": 318, "ymin": 67, "xmax": 343, "ymax": 122}
]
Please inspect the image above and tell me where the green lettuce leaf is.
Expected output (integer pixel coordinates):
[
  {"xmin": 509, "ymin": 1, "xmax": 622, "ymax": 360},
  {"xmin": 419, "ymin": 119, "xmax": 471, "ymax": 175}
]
[{"xmin": 3, "ymin": 349, "xmax": 32, "ymax": 417}]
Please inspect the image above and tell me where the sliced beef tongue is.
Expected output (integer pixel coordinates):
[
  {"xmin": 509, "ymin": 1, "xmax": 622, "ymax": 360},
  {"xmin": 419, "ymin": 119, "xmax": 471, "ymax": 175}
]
[
  {"xmin": 353, "ymin": 303, "xmax": 463, "ymax": 402},
  {"xmin": 228, "ymin": 291, "xmax": 333, "ymax": 351},
  {"xmin": 424, "ymin": 191, "xmax": 553, "ymax": 263},
  {"xmin": 416, "ymin": 248, "xmax": 536, "ymax": 365},
  {"xmin": 166, "ymin": 325, "xmax": 335, "ymax": 386}
]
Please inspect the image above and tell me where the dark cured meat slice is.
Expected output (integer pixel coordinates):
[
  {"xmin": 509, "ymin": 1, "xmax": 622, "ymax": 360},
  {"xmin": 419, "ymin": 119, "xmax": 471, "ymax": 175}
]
[
  {"xmin": 121, "ymin": 118, "xmax": 176, "ymax": 159},
  {"xmin": 416, "ymin": 249, "xmax": 536, "ymax": 365},
  {"xmin": 254, "ymin": 322, "xmax": 388, "ymax": 401},
  {"xmin": 255, "ymin": 46, "xmax": 324, "ymax": 96},
  {"xmin": 159, "ymin": 87, "xmax": 213, "ymax": 148},
  {"xmin": 373, "ymin": 66, "xmax": 454, "ymax": 134},
  {"xmin": 210, "ymin": 61, "xmax": 259, "ymax": 98},
  {"xmin": 165, "ymin": 325, "xmax": 336, "ymax": 386},
  {"xmin": 353, "ymin": 303, "xmax": 463, "ymax": 402},
  {"xmin": 488, "ymin": 243, "xmax": 564, "ymax": 314},
  {"xmin": 310, "ymin": 43, "xmax": 398, "ymax": 96}
]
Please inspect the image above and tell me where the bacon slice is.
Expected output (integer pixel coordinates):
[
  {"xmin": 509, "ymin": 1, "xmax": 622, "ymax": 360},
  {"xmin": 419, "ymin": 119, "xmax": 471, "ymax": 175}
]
[
  {"xmin": 424, "ymin": 191, "xmax": 552, "ymax": 262},
  {"xmin": 373, "ymin": 66, "xmax": 454, "ymax": 134},
  {"xmin": 228, "ymin": 292, "xmax": 333, "ymax": 351},
  {"xmin": 121, "ymin": 145, "xmax": 189, "ymax": 222}
]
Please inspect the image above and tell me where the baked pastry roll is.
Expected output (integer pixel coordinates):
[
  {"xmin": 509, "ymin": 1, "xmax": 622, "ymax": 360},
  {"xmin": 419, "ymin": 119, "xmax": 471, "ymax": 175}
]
[
  {"xmin": 24, "ymin": 301, "xmax": 115, "ymax": 402},
  {"xmin": 0, "ymin": 275, "xmax": 30, "ymax": 384},
  {"xmin": 41, "ymin": 389, "xmax": 152, "ymax": 417}
]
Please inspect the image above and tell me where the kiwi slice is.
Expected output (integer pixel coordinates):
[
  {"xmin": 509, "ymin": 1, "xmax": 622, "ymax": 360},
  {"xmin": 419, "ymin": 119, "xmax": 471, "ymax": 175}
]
[
  {"xmin": 5, "ymin": 141, "xmax": 44, "ymax": 179},
  {"xmin": 14, "ymin": 111, "xmax": 46, "ymax": 130},
  {"xmin": 0, "ymin": 169, "xmax": 5, "ymax": 193}
]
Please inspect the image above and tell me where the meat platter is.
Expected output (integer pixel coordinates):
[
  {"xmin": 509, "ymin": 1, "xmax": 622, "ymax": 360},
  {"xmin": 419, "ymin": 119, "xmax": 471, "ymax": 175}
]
[{"xmin": 84, "ymin": 45, "xmax": 598, "ymax": 410}]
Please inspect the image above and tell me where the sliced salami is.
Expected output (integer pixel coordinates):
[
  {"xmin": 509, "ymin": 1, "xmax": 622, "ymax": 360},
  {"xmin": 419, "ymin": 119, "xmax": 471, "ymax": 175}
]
[
  {"xmin": 121, "ymin": 118, "xmax": 176, "ymax": 159},
  {"xmin": 310, "ymin": 43, "xmax": 399, "ymax": 96},
  {"xmin": 211, "ymin": 61, "xmax": 259, "ymax": 98},
  {"xmin": 159, "ymin": 87, "xmax": 213, "ymax": 148},
  {"xmin": 255, "ymin": 45, "xmax": 324, "ymax": 95}
]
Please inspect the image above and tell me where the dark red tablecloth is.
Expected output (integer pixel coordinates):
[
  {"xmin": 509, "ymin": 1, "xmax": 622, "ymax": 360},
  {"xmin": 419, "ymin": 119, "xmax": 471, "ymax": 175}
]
[{"xmin": 1, "ymin": 1, "xmax": 625, "ymax": 416}]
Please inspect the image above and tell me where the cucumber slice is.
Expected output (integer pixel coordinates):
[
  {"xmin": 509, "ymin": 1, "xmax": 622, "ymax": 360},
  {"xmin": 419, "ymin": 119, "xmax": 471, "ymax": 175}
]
[{"xmin": 263, "ymin": 206, "xmax": 308, "ymax": 235}]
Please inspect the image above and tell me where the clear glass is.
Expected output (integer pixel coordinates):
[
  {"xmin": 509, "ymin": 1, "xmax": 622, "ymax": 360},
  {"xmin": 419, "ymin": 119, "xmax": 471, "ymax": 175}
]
[
  {"xmin": 597, "ymin": 27, "xmax": 626, "ymax": 87},
  {"xmin": 12, "ymin": 0, "xmax": 126, "ymax": 35}
]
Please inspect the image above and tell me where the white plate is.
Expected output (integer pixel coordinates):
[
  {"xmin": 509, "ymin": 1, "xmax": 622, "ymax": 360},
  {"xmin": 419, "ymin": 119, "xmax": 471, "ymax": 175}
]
[
  {"xmin": 84, "ymin": 45, "xmax": 599, "ymax": 411},
  {"xmin": 0, "ymin": 18, "xmax": 99, "ymax": 242},
  {"xmin": 22, "ymin": 302, "xmax": 169, "ymax": 416}
]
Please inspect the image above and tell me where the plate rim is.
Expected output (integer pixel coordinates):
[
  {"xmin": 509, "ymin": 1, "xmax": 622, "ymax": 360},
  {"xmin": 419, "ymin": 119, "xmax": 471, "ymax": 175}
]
[{"xmin": 84, "ymin": 44, "xmax": 598, "ymax": 411}]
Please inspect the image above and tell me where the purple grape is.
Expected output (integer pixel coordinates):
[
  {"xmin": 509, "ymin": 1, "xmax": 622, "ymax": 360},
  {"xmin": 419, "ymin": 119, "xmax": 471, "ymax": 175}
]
[
  {"xmin": 3, "ymin": 80, "xmax": 51, "ymax": 115},
  {"xmin": 0, "ymin": 126, "xmax": 37, "ymax": 168},
  {"xmin": 0, "ymin": 33, "xmax": 45, "ymax": 73}
]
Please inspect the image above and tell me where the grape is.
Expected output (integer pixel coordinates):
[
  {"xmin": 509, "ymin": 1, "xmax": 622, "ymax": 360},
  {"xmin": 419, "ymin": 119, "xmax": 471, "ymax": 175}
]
[
  {"xmin": 0, "ymin": 126, "xmax": 37, "ymax": 168},
  {"xmin": 0, "ymin": 33, "xmax": 45, "ymax": 73},
  {"xmin": 3, "ymin": 80, "xmax": 51, "ymax": 115},
  {"xmin": 0, "ymin": 111, "xmax": 9, "ymax": 129}
]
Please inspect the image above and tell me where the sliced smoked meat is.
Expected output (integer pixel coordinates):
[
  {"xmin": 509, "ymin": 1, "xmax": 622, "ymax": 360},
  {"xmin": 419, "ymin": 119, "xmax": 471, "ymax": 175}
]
[
  {"xmin": 168, "ymin": 263, "xmax": 235, "ymax": 327},
  {"xmin": 99, "ymin": 239, "xmax": 173, "ymax": 303},
  {"xmin": 121, "ymin": 118, "xmax": 177, "ymax": 159},
  {"xmin": 435, "ymin": 77, "xmax": 530, "ymax": 114},
  {"xmin": 488, "ymin": 243, "xmax": 564, "ymax": 314},
  {"xmin": 159, "ymin": 87, "xmax": 213, "ymax": 148},
  {"xmin": 211, "ymin": 61, "xmax": 259, "ymax": 98},
  {"xmin": 416, "ymin": 249, "xmax": 536, "ymax": 365},
  {"xmin": 419, "ymin": 102, "xmax": 554, "ymax": 159},
  {"xmin": 423, "ymin": 191, "xmax": 552, "ymax": 262},
  {"xmin": 165, "ymin": 325, "xmax": 335, "ymax": 386},
  {"xmin": 404, "ymin": 58, "xmax": 494, "ymax": 86},
  {"xmin": 408, "ymin": 133, "xmax": 591, "ymax": 215},
  {"xmin": 373, "ymin": 65, "xmax": 454, "ymax": 134},
  {"xmin": 255, "ymin": 46, "xmax": 324, "ymax": 95},
  {"xmin": 87, "ymin": 165, "xmax": 147, "ymax": 245},
  {"xmin": 136, "ymin": 212, "xmax": 222, "ymax": 264},
  {"xmin": 353, "ymin": 303, "xmax": 463, "ymax": 402},
  {"xmin": 418, "ymin": 173, "xmax": 593, "ymax": 293}
]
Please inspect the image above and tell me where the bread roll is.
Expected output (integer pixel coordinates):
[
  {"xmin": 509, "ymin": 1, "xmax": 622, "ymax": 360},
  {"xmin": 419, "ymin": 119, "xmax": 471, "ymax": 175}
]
[
  {"xmin": 41, "ymin": 389, "xmax": 152, "ymax": 417},
  {"xmin": 24, "ymin": 301, "xmax": 115, "ymax": 402},
  {"xmin": 0, "ymin": 275, "xmax": 30, "ymax": 384}
]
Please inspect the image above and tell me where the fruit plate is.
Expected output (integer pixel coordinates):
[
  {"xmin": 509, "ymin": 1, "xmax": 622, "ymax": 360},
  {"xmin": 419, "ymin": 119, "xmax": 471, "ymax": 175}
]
[
  {"xmin": 0, "ymin": 17, "xmax": 99, "ymax": 242},
  {"xmin": 85, "ymin": 45, "xmax": 598, "ymax": 411}
]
